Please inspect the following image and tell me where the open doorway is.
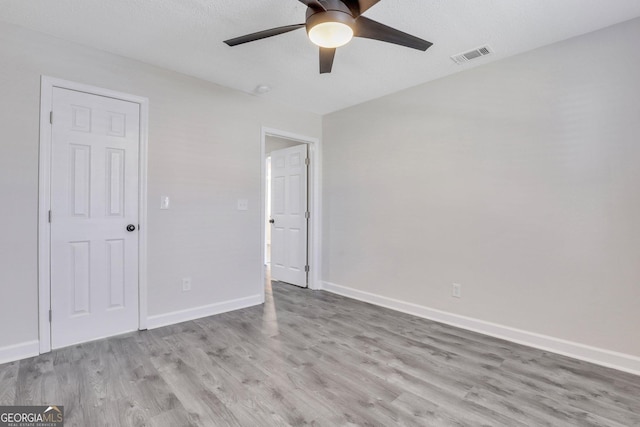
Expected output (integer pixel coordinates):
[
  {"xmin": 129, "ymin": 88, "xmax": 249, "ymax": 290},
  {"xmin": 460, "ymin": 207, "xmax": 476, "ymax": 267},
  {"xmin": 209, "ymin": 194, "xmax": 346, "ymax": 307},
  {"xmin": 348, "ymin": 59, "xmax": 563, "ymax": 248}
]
[{"xmin": 261, "ymin": 128, "xmax": 320, "ymax": 300}]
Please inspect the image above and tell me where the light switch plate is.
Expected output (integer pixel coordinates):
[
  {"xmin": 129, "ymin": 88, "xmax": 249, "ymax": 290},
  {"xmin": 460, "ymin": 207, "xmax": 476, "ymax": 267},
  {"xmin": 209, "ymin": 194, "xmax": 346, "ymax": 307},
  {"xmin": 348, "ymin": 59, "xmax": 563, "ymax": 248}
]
[
  {"xmin": 160, "ymin": 196, "xmax": 170, "ymax": 210},
  {"xmin": 237, "ymin": 199, "xmax": 249, "ymax": 211}
]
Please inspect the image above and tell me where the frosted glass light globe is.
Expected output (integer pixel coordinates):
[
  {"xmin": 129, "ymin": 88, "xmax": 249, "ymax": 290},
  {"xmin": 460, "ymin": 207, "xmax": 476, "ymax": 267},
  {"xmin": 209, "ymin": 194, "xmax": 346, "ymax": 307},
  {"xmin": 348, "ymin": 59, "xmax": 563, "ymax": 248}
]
[{"xmin": 308, "ymin": 22, "xmax": 354, "ymax": 48}]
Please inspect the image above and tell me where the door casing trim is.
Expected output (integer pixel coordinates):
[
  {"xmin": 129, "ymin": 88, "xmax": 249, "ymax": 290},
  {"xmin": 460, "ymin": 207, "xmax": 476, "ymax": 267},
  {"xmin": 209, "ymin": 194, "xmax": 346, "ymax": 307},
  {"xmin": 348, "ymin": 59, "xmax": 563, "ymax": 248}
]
[
  {"xmin": 38, "ymin": 76, "xmax": 149, "ymax": 353},
  {"xmin": 261, "ymin": 127, "xmax": 322, "ymax": 299}
]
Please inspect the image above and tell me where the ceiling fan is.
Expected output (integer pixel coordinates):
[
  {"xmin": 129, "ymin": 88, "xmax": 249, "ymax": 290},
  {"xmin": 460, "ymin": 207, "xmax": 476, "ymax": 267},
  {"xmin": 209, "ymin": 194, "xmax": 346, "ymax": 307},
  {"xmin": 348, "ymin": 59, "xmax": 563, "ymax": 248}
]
[{"xmin": 223, "ymin": 0, "xmax": 433, "ymax": 74}]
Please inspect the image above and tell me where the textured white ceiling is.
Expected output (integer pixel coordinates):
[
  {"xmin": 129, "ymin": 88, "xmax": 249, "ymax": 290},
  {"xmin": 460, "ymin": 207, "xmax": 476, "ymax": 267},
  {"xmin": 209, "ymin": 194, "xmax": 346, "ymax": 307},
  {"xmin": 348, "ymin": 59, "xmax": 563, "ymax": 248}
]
[{"xmin": 1, "ymin": 0, "xmax": 640, "ymax": 114}]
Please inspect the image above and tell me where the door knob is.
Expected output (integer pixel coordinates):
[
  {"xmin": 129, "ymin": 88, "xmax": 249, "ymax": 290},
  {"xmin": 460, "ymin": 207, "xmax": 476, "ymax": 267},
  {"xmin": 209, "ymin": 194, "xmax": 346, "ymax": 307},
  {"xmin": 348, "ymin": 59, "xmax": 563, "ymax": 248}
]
[
  {"xmin": 269, "ymin": 219, "xmax": 275, "ymax": 224},
  {"xmin": 126, "ymin": 224, "xmax": 136, "ymax": 232}
]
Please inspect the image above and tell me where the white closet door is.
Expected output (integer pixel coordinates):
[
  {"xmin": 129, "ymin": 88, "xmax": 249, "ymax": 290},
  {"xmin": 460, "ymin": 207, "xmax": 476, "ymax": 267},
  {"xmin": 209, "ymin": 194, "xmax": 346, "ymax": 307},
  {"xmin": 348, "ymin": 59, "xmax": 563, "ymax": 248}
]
[{"xmin": 50, "ymin": 87, "xmax": 140, "ymax": 349}]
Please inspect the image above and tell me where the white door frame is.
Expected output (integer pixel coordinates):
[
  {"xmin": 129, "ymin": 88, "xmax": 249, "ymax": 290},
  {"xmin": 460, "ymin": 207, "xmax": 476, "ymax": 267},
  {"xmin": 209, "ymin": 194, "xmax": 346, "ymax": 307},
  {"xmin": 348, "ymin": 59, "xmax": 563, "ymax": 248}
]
[
  {"xmin": 261, "ymin": 127, "xmax": 321, "ymax": 298},
  {"xmin": 38, "ymin": 76, "xmax": 149, "ymax": 353}
]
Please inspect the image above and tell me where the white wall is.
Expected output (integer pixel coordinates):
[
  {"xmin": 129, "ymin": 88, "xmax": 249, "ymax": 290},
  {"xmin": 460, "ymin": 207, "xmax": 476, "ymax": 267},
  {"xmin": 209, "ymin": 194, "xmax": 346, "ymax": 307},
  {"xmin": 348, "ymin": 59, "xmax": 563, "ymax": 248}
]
[
  {"xmin": 322, "ymin": 18, "xmax": 640, "ymax": 358},
  {"xmin": 0, "ymin": 22, "xmax": 321, "ymax": 354}
]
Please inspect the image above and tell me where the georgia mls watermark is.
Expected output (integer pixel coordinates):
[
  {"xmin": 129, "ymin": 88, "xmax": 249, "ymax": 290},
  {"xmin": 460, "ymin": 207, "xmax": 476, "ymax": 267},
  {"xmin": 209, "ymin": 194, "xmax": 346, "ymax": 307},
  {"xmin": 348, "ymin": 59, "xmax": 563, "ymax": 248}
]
[{"xmin": 0, "ymin": 406, "xmax": 63, "ymax": 427}]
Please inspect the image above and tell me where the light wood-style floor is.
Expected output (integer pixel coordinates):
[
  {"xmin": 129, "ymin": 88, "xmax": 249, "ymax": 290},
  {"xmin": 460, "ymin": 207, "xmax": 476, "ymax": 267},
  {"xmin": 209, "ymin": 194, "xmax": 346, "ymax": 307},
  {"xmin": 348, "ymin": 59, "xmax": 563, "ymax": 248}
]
[{"xmin": 1, "ymin": 281, "xmax": 639, "ymax": 426}]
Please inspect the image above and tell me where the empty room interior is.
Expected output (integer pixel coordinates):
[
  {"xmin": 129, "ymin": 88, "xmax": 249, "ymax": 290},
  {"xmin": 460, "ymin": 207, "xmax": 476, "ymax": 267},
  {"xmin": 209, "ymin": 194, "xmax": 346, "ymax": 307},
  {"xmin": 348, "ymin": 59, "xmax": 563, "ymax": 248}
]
[{"xmin": 1, "ymin": 1, "xmax": 640, "ymax": 425}]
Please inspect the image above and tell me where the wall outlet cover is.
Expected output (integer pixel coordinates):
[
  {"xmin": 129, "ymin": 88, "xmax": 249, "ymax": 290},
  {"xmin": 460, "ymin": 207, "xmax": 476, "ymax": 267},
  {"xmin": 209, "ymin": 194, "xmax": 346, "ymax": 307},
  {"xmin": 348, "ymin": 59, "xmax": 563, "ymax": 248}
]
[
  {"xmin": 160, "ymin": 196, "xmax": 170, "ymax": 210},
  {"xmin": 452, "ymin": 283, "xmax": 462, "ymax": 298}
]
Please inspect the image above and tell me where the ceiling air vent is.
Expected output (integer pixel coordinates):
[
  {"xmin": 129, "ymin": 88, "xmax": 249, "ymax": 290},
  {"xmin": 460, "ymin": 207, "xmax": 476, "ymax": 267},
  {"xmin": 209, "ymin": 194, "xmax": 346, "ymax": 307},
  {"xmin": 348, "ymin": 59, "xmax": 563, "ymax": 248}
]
[{"xmin": 451, "ymin": 45, "xmax": 492, "ymax": 65}]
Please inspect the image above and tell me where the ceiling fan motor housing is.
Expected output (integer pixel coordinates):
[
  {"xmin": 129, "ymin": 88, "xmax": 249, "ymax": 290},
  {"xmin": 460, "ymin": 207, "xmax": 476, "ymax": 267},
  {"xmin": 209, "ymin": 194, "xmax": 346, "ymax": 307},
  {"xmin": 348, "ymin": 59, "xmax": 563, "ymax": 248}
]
[{"xmin": 305, "ymin": 0, "xmax": 356, "ymax": 34}]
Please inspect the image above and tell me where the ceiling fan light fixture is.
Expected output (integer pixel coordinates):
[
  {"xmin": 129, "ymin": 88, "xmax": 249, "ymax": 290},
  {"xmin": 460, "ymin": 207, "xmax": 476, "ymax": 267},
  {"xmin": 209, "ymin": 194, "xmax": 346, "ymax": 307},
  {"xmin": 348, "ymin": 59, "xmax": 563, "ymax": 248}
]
[
  {"xmin": 308, "ymin": 21, "xmax": 353, "ymax": 48},
  {"xmin": 306, "ymin": 9, "xmax": 356, "ymax": 49},
  {"xmin": 224, "ymin": 0, "xmax": 433, "ymax": 74}
]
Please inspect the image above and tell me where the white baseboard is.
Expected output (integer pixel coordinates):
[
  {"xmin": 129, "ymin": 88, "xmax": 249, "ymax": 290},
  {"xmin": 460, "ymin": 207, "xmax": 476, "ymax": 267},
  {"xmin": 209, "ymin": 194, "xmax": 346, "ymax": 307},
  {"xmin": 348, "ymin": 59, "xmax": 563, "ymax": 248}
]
[
  {"xmin": 321, "ymin": 281, "xmax": 640, "ymax": 377},
  {"xmin": 0, "ymin": 340, "xmax": 39, "ymax": 365},
  {"xmin": 147, "ymin": 294, "xmax": 263, "ymax": 330}
]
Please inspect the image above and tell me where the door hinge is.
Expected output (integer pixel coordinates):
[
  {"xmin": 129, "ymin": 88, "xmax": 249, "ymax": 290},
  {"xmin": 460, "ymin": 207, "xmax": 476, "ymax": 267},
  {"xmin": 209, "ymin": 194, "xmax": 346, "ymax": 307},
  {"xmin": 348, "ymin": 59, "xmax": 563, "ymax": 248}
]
[
  {"xmin": 48, "ymin": 210, "xmax": 52, "ymax": 223},
  {"xmin": 49, "ymin": 111, "xmax": 53, "ymax": 124},
  {"xmin": 305, "ymin": 157, "xmax": 310, "ymax": 166},
  {"xmin": 304, "ymin": 265, "xmax": 310, "ymax": 273},
  {"xmin": 49, "ymin": 310, "xmax": 52, "ymax": 322},
  {"xmin": 305, "ymin": 211, "xmax": 310, "ymax": 219}
]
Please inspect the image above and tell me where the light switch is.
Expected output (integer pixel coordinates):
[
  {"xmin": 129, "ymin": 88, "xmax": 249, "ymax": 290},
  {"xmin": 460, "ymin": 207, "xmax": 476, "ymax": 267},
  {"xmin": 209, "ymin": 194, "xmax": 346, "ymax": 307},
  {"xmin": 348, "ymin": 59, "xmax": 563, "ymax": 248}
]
[
  {"xmin": 160, "ymin": 196, "xmax": 170, "ymax": 210},
  {"xmin": 237, "ymin": 199, "xmax": 249, "ymax": 211}
]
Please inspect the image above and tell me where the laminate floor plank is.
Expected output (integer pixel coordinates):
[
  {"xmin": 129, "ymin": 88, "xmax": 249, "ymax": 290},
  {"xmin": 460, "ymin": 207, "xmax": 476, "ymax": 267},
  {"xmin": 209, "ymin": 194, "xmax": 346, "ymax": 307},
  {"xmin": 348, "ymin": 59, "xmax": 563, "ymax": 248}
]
[
  {"xmin": 13, "ymin": 352, "xmax": 57, "ymax": 405},
  {"xmin": 194, "ymin": 314, "xmax": 397, "ymax": 426},
  {"xmin": 0, "ymin": 361, "xmax": 19, "ymax": 405},
  {"xmin": 152, "ymin": 354, "xmax": 244, "ymax": 427},
  {"xmin": 161, "ymin": 326, "xmax": 333, "ymax": 427},
  {"xmin": 147, "ymin": 407, "xmax": 199, "ymax": 427},
  {"xmin": 1, "ymin": 279, "xmax": 639, "ymax": 426}
]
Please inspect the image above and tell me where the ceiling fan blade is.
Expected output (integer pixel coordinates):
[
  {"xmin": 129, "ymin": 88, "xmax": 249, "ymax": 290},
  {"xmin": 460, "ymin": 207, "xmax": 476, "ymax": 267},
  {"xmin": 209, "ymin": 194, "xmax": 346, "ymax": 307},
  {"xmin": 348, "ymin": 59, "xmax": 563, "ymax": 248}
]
[
  {"xmin": 357, "ymin": 0, "xmax": 381, "ymax": 14},
  {"xmin": 298, "ymin": 0, "xmax": 327, "ymax": 12},
  {"xmin": 224, "ymin": 24, "xmax": 305, "ymax": 46},
  {"xmin": 319, "ymin": 47, "xmax": 336, "ymax": 74},
  {"xmin": 341, "ymin": 0, "xmax": 381, "ymax": 17},
  {"xmin": 354, "ymin": 16, "xmax": 432, "ymax": 51}
]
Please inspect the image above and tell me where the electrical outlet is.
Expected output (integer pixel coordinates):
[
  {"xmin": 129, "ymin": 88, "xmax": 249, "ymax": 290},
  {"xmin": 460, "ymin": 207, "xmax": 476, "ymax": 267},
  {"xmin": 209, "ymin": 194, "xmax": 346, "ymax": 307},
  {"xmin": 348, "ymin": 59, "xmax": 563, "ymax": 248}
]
[
  {"xmin": 452, "ymin": 283, "xmax": 462, "ymax": 298},
  {"xmin": 160, "ymin": 196, "xmax": 170, "ymax": 210},
  {"xmin": 182, "ymin": 277, "xmax": 192, "ymax": 292},
  {"xmin": 237, "ymin": 199, "xmax": 249, "ymax": 211}
]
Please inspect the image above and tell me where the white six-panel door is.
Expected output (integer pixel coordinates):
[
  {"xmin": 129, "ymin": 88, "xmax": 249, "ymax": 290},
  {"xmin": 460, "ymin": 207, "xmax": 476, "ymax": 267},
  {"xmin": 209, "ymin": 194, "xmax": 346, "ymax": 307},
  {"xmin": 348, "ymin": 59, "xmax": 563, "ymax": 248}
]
[
  {"xmin": 270, "ymin": 144, "xmax": 308, "ymax": 287},
  {"xmin": 50, "ymin": 87, "xmax": 140, "ymax": 349}
]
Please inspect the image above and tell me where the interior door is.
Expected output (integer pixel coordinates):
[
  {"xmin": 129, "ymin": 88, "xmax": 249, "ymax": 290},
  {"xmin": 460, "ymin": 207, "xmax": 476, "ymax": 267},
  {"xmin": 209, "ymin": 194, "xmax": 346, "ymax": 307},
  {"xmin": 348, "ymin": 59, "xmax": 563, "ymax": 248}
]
[
  {"xmin": 49, "ymin": 87, "xmax": 140, "ymax": 349},
  {"xmin": 270, "ymin": 144, "xmax": 308, "ymax": 287}
]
